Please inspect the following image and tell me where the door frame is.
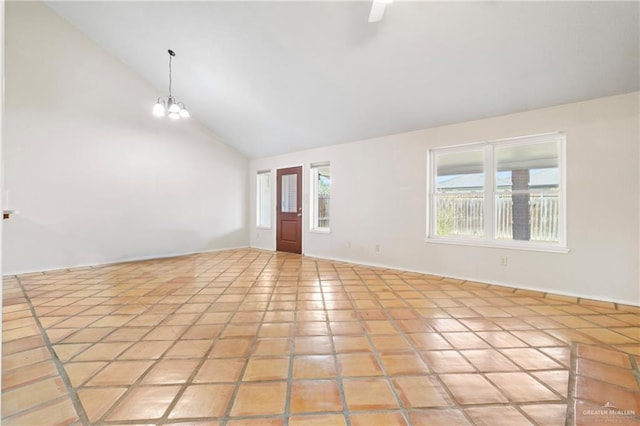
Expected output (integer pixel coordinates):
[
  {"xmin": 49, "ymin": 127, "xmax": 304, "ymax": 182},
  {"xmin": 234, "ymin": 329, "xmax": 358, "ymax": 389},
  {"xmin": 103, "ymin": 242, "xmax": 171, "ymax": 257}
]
[{"xmin": 275, "ymin": 164, "xmax": 304, "ymax": 254}]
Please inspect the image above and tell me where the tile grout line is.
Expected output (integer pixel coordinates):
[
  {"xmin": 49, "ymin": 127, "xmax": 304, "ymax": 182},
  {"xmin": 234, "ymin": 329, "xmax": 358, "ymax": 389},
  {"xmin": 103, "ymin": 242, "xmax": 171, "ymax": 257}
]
[
  {"xmin": 138, "ymin": 268, "xmax": 242, "ymax": 425},
  {"xmin": 380, "ymin": 277, "xmax": 477, "ymax": 425},
  {"xmin": 374, "ymin": 270, "xmax": 475, "ymax": 425},
  {"xmin": 354, "ymin": 268, "xmax": 412, "ymax": 424},
  {"xmin": 278, "ymin": 256, "xmax": 297, "ymax": 426},
  {"xmin": 12, "ymin": 275, "xmax": 91, "ymax": 425},
  {"xmin": 218, "ymin": 251, "xmax": 279, "ymax": 426},
  {"xmin": 72, "ymin": 269, "xmax": 208, "ymax": 423},
  {"xmin": 97, "ymin": 251, "xmax": 249, "ymax": 424},
  {"xmin": 450, "ymin": 312, "xmax": 570, "ymax": 405},
  {"xmin": 376, "ymin": 270, "xmax": 566, "ymax": 424},
  {"xmin": 157, "ymin": 250, "xmax": 262, "ymax": 425},
  {"xmin": 365, "ymin": 269, "xmax": 431, "ymax": 426},
  {"xmin": 630, "ymin": 351, "xmax": 640, "ymax": 391},
  {"xmin": 55, "ymin": 274, "xmax": 184, "ymax": 393},
  {"xmin": 323, "ymin": 260, "xmax": 352, "ymax": 426},
  {"xmin": 564, "ymin": 342, "xmax": 579, "ymax": 426},
  {"xmin": 199, "ymin": 250, "xmax": 275, "ymax": 424}
]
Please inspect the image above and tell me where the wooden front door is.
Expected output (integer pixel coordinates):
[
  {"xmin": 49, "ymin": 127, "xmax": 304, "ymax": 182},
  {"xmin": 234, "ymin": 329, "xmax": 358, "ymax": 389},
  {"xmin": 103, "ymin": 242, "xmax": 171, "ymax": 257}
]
[{"xmin": 276, "ymin": 166, "xmax": 302, "ymax": 254}]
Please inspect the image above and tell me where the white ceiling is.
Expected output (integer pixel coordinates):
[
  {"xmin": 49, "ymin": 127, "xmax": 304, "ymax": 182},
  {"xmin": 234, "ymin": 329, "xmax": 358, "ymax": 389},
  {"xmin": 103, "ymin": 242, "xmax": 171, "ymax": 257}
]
[{"xmin": 45, "ymin": 1, "xmax": 639, "ymax": 159}]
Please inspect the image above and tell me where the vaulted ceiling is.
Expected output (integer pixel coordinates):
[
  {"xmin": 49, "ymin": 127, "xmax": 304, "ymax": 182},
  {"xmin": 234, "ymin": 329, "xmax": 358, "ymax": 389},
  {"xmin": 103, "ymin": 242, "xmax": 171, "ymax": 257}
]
[{"xmin": 45, "ymin": 1, "xmax": 639, "ymax": 159}]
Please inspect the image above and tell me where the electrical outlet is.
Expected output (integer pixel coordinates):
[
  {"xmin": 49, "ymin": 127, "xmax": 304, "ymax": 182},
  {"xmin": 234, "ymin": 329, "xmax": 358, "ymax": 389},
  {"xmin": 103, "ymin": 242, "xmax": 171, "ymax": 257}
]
[
  {"xmin": 375, "ymin": 244, "xmax": 381, "ymax": 253},
  {"xmin": 500, "ymin": 256, "xmax": 508, "ymax": 266}
]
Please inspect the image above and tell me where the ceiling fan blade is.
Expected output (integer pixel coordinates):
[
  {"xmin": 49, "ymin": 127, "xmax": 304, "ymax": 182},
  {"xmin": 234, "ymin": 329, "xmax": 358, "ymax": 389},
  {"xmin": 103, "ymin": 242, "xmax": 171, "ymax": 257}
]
[{"xmin": 368, "ymin": 1, "xmax": 386, "ymax": 23}]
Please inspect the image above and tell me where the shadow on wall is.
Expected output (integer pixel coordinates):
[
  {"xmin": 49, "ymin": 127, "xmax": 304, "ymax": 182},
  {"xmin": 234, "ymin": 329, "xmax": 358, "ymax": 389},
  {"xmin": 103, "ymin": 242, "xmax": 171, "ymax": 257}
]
[
  {"xmin": 2, "ymin": 215, "xmax": 250, "ymax": 275},
  {"xmin": 204, "ymin": 227, "xmax": 249, "ymax": 252},
  {"xmin": 3, "ymin": 216, "xmax": 81, "ymax": 275}
]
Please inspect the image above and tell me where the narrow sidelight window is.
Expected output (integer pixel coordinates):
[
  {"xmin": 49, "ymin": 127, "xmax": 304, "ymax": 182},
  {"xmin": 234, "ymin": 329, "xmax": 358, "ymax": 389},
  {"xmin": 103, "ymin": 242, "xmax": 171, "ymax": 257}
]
[
  {"xmin": 256, "ymin": 170, "xmax": 272, "ymax": 228},
  {"xmin": 310, "ymin": 162, "xmax": 331, "ymax": 231}
]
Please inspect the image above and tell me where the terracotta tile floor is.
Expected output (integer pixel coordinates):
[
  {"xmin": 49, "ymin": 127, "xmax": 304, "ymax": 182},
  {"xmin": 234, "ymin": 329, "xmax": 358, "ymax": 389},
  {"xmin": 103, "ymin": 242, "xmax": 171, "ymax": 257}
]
[
  {"xmin": 568, "ymin": 343, "xmax": 640, "ymax": 425},
  {"xmin": 2, "ymin": 248, "xmax": 639, "ymax": 425}
]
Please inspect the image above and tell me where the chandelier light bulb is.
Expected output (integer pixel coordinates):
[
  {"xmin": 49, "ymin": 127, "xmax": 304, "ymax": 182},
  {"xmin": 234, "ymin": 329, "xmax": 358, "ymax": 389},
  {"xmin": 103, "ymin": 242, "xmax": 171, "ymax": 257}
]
[
  {"xmin": 168, "ymin": 112, "xmax": 181, "ymax": 120},
  {"xmin": 153, "ymin": 101, "xmax": 166, "ymax": 117},
  {"xmin": 179, "ymin": 108, "xmax": 190, "ymax": 118},
  {"xmin": 168, "ymin": 102, "xmax": 181, "ymax": 114}
]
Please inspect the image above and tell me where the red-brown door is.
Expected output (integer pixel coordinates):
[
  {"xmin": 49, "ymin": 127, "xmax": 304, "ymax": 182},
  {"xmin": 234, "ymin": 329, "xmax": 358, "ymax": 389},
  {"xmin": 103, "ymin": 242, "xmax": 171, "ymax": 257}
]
[{"xmin": 276, "ymin": 166, "xmax": 302, "ymax": 254}]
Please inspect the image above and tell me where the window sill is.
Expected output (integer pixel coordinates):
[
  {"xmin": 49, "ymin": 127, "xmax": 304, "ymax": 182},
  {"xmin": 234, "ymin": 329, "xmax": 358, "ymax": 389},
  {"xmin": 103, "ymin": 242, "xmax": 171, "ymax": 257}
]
[
  {"xmin": 256, "ymin": 226, "xmax": 272, "ymax": 230},
  {"xmin": 424, "ymin": 237, "xmax": 570, "ymax": 253},
  {"xmin": 310, "ymin": 228, "xmax": 331, "ymax": 234}
]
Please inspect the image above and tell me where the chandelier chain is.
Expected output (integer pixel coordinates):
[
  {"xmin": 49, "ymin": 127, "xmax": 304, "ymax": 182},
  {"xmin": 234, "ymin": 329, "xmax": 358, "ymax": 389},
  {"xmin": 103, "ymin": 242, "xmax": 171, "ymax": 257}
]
[{"xmin": 168, "ymin": 54, "xmax": 173, "ymax": 98}]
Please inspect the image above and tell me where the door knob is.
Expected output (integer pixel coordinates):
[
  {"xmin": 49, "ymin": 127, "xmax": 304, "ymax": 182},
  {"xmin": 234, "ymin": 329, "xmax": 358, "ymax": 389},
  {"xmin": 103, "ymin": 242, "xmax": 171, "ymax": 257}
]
[{"xmin": 297, "ymin": 213, "xmax": 302, "ymax": 217}]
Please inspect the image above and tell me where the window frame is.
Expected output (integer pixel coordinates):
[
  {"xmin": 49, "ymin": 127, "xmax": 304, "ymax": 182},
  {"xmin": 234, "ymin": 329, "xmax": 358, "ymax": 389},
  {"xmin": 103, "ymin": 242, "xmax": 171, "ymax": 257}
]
[
  {"xmin": 426, "ymin": 133, "xmax": 568, "ymax": 253},
  {"xmin": 310, "ymin": 162, "xmax": 331, "ymax": 233},
  {"xmin": 256, "ymin": 170, "xmax": 272, "ymax": 229}
]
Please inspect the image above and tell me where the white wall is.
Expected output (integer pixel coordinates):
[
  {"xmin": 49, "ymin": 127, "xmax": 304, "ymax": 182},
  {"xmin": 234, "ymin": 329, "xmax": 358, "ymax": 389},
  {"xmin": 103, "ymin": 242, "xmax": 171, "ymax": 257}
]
[
  {"xmin": 1, "ymin": 0, "xmax": 5, "ymax": 393},
  {"xmin": 250, "ymin": 93, "xmax": 640, "ymax": 306},
  {"xmin": 3, "ymin": 2, "xmax": 249, "ymax": 274}
]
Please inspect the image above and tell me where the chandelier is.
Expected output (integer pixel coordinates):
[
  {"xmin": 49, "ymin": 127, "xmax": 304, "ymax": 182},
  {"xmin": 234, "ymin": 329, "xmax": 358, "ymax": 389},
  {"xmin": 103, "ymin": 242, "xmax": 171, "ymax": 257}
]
[{"xmin": 153, "ymin": 49, "xmax": 190, "ymax": 119}]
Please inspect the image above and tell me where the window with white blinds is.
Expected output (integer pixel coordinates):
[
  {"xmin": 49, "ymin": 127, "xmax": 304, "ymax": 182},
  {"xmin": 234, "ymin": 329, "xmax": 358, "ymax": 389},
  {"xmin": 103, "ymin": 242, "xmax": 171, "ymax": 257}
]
[
  {"xmin": 281, "ymin": 174, "xmax": 297, "ymax": 213},
  {"xmin": 256, "ymin": 171, "xmax": 271, "ymax": 228}
]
